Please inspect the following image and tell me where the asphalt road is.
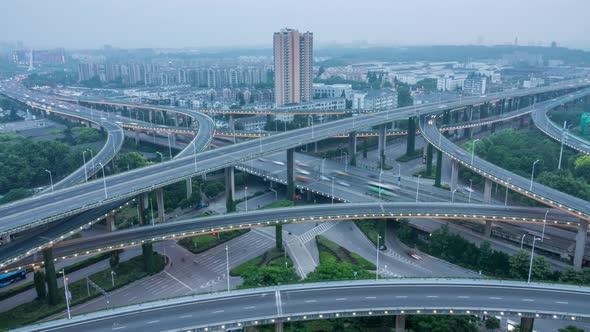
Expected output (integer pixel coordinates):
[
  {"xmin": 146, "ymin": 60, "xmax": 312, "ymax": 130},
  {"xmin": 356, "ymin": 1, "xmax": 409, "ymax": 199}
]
[
  {"xmin": 0, "ymin": 79, "xmax": 586, "ymax": 237},
  {"xmin": 420, "ymin": 88, "xmax": 590, "ymax": 222},
  {"xmin": 4, "ymin": 202, "xmax": 579, "ymax": 270},
  {"xmin": 18, "ymin": 280, "xmax": 590, "ymax": 332}
]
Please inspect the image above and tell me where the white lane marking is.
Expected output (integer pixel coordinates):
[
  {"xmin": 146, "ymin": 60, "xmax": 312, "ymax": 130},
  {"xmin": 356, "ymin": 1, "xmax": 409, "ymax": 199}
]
[
  {"xmin": 335, "ymin": 298, "xmax": 347, "ymax": 301},
  {"xmin": 276, "ymin": 290, "xmax": 283, "ymax": 316},
  {"xmin": 147, "ymin": 320, "xmax": 159, "ymax": 324},
  {"xmin": 128, "ymin": 296, "xmax": 137, "ymax": 302},
  {"xmin": 427, "ymin": 296, "xmax": 438, "ymax": 298},
  {"xmin": 458, "ymin": 296, "xmax": 470, "ymax": 299},
  {"xmin": 212, "ymin": 310, "xmax": 224, "ymax": 314},
  {"xmin": 395, "ymin": 296, "xmax": 408, "ymax": 299},
  {"xmin": 112, "ymin": 327, "xmax": 126, "ymax": 331},
  {"xmin": 522, "ymin": 299, "xmax": 534, "ymax": 302},
  {"xmin": 305, "ymin": 300, "xmax": 317, "ymax": 303},
  {"xmin": 365, "ymin": 296, "xmax": 377, "ymax": 299},
  {"xmin": 179, "ymin": 314, "xmax": 193, "ymax": 318},
  {"xmin": 164, "ymin": 271, "xmax": 194, "ymax": 291},
  {"xmin": 244, "ymin": 306, "xmax": 256, "ymax": 309},
  {"xmin": 556, "ymin": 301, "xmax": 569, "ymax": 304},
  {"xmin": 489, "ymin": 297, "xmax": 502, "ymax": 300}
]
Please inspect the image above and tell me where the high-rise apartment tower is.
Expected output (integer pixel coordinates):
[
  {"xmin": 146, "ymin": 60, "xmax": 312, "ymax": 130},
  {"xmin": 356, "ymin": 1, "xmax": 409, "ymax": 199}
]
[{"xmin": 273, "ymin": 28, "xmax": 313, "ymax": 106}]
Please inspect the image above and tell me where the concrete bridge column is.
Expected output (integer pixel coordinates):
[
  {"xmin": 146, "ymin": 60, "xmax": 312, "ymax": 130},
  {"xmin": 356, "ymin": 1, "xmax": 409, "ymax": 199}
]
[
  {"xmin": 483, "ymin": 178, "xmax": 493, "ymax": 237},
  {"xmin": 574, "ymin": 219, "xmax": 588, "ymax": 271},
  {"xmin": 275, "ymin": 321, "xmax": 284, "ymax": 332},
  {"xmin": 434, "ymin": 149, "xmax": 443, "ymax": 188},
  {"xmin": 287, "ymin": 148, "xmax": 295, "ymax": 201},
  {"xmin": 42, "ymin": 247, "xmax": 59, "ymax": 305},
  {"xmin": 450, "ymin": 159, "xmax": 459, "ymax": 191},
  {"xmin": 170, "ymin": 133, "xmax": 177, "ymax": 149},
  {"xmin": 156, "ymin": 187, "xmax": 165, "ymax": 223},
  {"xmin": 229, "ymin": 115, "xmax": 235, "ymax": 132},
  {"xmin": 349, "ymin": 131, "xmax": 357, "ymax": 166},
  {"xmin": 224, "ymin": 167, "xmax": 235, "ymax": 203},
  {"xmin": 134, "ymin": 131, "xmax": 140, "ymax": 145},
  {"xmin": 137, "ymin": 194, "xmax": 146, "ymax": 225},
  {"xmin": 148, "ymin": 110, "xmax": 153, "ymax": 123},
  {"xmin": 106, "ymin": 213, "xmax": 117, "ymax": 232},
  {"xmin": 395, "ymin": 314, "xmax": 406, "ymax": 332},
  {"xmin": 406, "ymin": 117, "xmax": 416, "ymax": 156},
  {"xmin": 378, "ymin": 124, "xmax": 386, "ymax": 169},
  {"xmin": 186, "ymin": 177, "xmax": 193, "ymax": 199},
  {"xmin": 520, "ymin": 317, "xmax": 534, "ymax": 332}
]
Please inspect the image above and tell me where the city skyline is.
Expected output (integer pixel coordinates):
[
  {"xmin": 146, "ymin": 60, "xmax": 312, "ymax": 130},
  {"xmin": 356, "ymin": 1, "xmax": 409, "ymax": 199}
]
[{"xmin": 0, "ymin": 0, "xmax": 589, "ymax": 50}]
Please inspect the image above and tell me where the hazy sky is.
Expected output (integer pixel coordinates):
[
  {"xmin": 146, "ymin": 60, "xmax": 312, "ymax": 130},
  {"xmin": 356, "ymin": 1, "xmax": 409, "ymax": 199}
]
[{"xmin": 2, "ymin": 0, "xmax": 589, "ymax": 50}]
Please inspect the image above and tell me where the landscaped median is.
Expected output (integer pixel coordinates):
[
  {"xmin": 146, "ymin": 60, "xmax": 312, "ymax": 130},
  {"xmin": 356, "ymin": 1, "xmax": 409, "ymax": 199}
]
[{"xmin": 0, "ymin": 252, "xmax": 165, "ymax": 331}]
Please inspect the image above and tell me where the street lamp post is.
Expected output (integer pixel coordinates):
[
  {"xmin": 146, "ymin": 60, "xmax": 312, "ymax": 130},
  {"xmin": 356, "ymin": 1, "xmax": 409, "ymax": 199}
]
[
  {"xmin": 376, "ymin": 234, "xmax": 381, "ymax": 281},
  {"xmin": 331, "ymin": 177, "xmax": 335, "ymax": 205},
  {"xmin": 225, "ymin": 245, "xmax": 230, "ymax": 293},
  {"xmin": 82, "ymin": 151, "xmax": 88, "ymax": 182},
  {"xmin": 156, "ymin": 151, "xmax": 163, "ymax": 162},
  {"xmin": 61, "ymin": 269, "xmax": 71, "ymax": 320},
  {"xmin": 343, "ymin": 151, "xmax": 348, "ymax": 172},
  {"xmin": 308, "ymin": 115, "xmax": 314, "ymax": 139},
  {"xmin": 193, "ymin": 142, "xmax": 198, "ymax": 171},
  {"xmin": 520, "ymin": 234, "xmax": 527, "ymax": 249},
  {"xmin": 530, "ymin": 159, "xmax": 540, "ymax": 191},
  {"xmin": 468, "ymin": 179, "xmax": 473, "ymax": 203},
  {"xmin": 378, "ymin": 170, "xmax": 384, "ymax": 202},
  {"xmin": 397, "ymin": 163, "xmax": 401, "ymax": 186},
  {"xmin": 451, "ymin": 188, "xmax": 458, "ymax": 203},
  {"xmin": 88, "ymin": 149, "xmax": 95, "ymax": 171},
  {"xmin": 98, "ymin": 162, "xmax": 107, "ymax": 199},
  {"xmin": 150, "ymin": 197, "xmax": 154, "ymax": 226},
  {"xmin": 415, "ymin": 174, "xmax": 422, "ymax": 202},
  {"xmin": 542, "ymin": 210, "xmax": 549, "ymax": 242},
  {"xmin": 504, "ymin": 177, "xmax": 511, "ymax": 206},
  {"xmin": 558, "ymin": 121, "xmax": 568, "ymax": 170},
  {"xmin": 244, "ymin": 186, "xmax": 248, "ymax": 212},
  {"xmin": 527, "ymin": 237, "xmax": 541, "ymax": 284},
  {"xmin": 470, "ymin": 139, "xmax": 480, "ymax": 165},
  {"xmin": 110, "ymin": 270, "xmax": 116, "ymax": 287},
  {"xmin": 321, "ymin": 158, "xmax": 326, "ymax": 178},
  {"xmin": 258, "ymin": 126, "xmax": 263, "ymax": 152},
  {"xmin": 45, "ymin": 169, "xmax": 54, "ymax": 192}
]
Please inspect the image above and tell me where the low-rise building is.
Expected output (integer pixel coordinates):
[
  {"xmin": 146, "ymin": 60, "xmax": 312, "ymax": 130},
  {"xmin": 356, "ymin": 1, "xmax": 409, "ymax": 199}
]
[
  {"xmin": 313, "ymin": 83, "xmax": 353, "ymax": 100},
  {"xmin": 352, "ymin": 89, "xmax": 397, "ymax": 110},
  {"xmin": 235, "ymin": 115, "xmax": 267, "ymax": 131}
]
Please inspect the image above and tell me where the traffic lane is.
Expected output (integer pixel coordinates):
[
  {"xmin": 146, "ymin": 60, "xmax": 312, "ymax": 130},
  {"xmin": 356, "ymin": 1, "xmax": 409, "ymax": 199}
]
[
  {"xmin": 422, "ymin": 117, "xmax": 590, "ymax": 219},
  {"xmin": 49, "ymin": 293, "xmax": 277, "ymax": 332},
  {"xmin": 1, "ymin": 83, "xmax": 587, "ymax": 231},
  {"xmin": 281, "ymin": 285, "xmax": 590, "ymax": 315},
  {"xmin": 41, "ymin": 203, "xmax": 580, "ymax": 261}
]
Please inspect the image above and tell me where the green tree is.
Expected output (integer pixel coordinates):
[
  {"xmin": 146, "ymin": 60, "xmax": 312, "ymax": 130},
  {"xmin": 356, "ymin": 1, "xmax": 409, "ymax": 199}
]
[
  {"xmin": 276, "ymin": 224, "xmax": 283, "ymax": 251},
  {"xmin": 109, "ymin": 250, "xmax": 121, "ymax": 268},
  {"xmin": 142, "ymin": 243, "xmax": 155, "ymax": 274},
  {"xmin": 485, "ymin": 316, "xmax": 500, "ymax": 330},
  {"xmin": 33, "ymin": 271, "xmax": 46, "ymax": 300},
  {"xmin": 558, "ymin": 326, "xmax": 585, "ymax": 332},
  {"xmin": 116, "ymin": 152, "xmax": 151, "ymax": 171},
  {"xmin": 42, "ymin": 248, "xmax": 59, "ymax": 305},
  {"xmin": 574, "ymin": 155, "xmax": 590, "ymax": 182},
  {"xmin": 509, "ymin": 250, "xmax": 551, "ymax": 281}
]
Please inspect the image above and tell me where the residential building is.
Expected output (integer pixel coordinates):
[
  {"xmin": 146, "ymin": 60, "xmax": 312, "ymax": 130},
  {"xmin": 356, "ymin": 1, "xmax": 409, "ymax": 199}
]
[
  {"xmin": 273, "ymin": 28, "xmax": 313, "ymax": 106},
  {"xmin": 352, "ymin": 89, "xmax": 397, "ymax": 110},
  {"xmin": 463, "ymin": 77, "xmax": 487, "ymax": 95},
  {"xmin": 235, "ymin": 115, "xmax": 267, "ymax": 131},
  {"xmin": 313, "ymin": 83, "xmax": 352, "ymax": 100}
]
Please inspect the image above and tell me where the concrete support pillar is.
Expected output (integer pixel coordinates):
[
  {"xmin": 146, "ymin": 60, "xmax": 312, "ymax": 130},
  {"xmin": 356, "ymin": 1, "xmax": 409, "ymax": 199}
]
[
  {"xmin": 148, "ymin": 110, "xmax": 153, "ymax": 123},
  {"xmin": 186, "ymin": 177, "xmax": 193, "ymax": 199},
  {"xmin": 170, "ymin": 133, "xmax": 177, "ymax": 149},
  {"xmin": 314, "ymin": 141, "xmax": 318, "ymax": 153},
  {"xmin": 287, "ymin": 148, "xmax": 295, "ymax": 201},
  {"xmin": 106, "ymin": 213, "xmax": 117, "ymax": 232},
  {"xmin": 224, "ymin": 167, "xmax": 235, "ymax": 202},
  {"xmin": 229, "ymin": 115, "xmax": 235, "ymax": 132},
  {"xmin": 426, "ymin": 144, "xmax": 433, "ymax": 175},
  {"xmin": 450, "ymin": 159, "xmax": 459, "ymax": 191},
  {"xmin": 574, "ymin": 219, "xmax": 588, "ymax": 271},
  {"xmin": 520, "ymin": 317, "xmax": 534, "ymax": 332},
  {"xmin": 137, "ymin": 194, "xmax": 146, "ymax": 226},
  {"xmin": 483, "ymin": 178, "xmax": 492, "ymax": 203},
  {"xmin": 134, "ymin": 130, "xmax": 140, "ymax": 145},
  {"xmin": 156, "ymin": 187, "xmax": 165, "ymax": 223},
  {"xmin": 434, "ymin": 149, "xmax": 443, "ymax": 188},
  {"xmin": 275, "ymin": 321, "xmax": 284, "ymax": 332},
  {"xmin": 395, "ymin": 314, "xmax": 406, "ymax": 332},
  {"xmin": 349, "ymin": 131, "xmax": 357, "ymax": 155},
  {"xmin": 406, "ymin": 117, "xmax": 416, "ymax": 156},
  {"xmin": 306, "ymin": 190, "xmax": 313, "ymax": 202},
  {"xmin": 42, "ymin": 247, "xmax": 58, "ymax": 305},
  {"xmin": 378, "ymin": 124, "xmax": 386, "ymax": 168}
]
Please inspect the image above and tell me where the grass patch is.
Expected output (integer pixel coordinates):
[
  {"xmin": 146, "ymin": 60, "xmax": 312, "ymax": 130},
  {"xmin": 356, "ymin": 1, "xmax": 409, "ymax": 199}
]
[
  {"xmin": 260, "ymin": 200, "xmax": 293, "ymax": 210},
  {"xmin": 353, "ymin": 220, "xmax": 386, "ymax": 249},
  {"xmin": 414, "ymin": 168, "xmax": 436, "ymax": 180},
  {"xmin": 230, "ymin": 248, "xmax": 299, "ymax": 289},
  {"xmin": 0, "ymin": 133, "xmax": 23, "ymax": 142},
  {"xmin": 395, "ymin": 148, "xmax": 424, "ymax": 162},
  {"xmin": 316, "ymin": 236, "xmax": 375, "ymax": 270},
  {"xmin": 178, "ymin": 229, "xmax": 250, "ymax": 254},
  {"xmin": 0, "ymin": 253, "xmax": 110, "ymax": 302},
  {"xmin": 0, "ymin": 253, "xmax": 165, "ymax": 331},
  {"xmin": 46, "ymin": 129, "xmax": 64, "ymax": 135}
]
